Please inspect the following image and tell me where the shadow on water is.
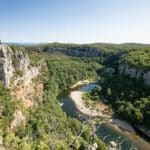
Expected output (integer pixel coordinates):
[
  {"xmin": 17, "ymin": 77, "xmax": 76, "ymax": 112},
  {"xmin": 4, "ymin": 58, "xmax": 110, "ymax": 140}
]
[{"xmin": 60, "ymin": 95, "xmax": 80, "ymax": 119}]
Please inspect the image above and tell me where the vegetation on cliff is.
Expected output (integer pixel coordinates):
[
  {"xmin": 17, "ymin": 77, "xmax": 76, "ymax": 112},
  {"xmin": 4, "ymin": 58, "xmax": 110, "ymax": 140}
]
[
  {"xmin": 122, "ymin": 48, "xmax": 150, "ymax": 70},
  {"xmin": 0, "ymin": 82, "xmax": 15, "ymax": 131}
]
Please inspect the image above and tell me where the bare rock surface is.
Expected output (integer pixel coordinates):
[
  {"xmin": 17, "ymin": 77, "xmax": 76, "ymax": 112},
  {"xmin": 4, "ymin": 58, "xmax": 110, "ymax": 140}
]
[
  {"xmin": 119, "ymin": 64, "xmax": 150, "ymax": 86},
  {"xmin": 0, "ymin": 44, "xmax": 42, "ymax": 88},
  {"xmin": 0, "ymin": 44, "xmax": 14, "ymax": 86},
  {"xmin": 10, "ymin": 110, "xmax": 26, "ymax": 130}
]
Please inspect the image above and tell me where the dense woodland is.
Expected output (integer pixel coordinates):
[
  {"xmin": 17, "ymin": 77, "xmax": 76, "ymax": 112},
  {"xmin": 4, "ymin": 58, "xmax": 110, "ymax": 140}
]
[
  {"xmin": 81, "ymin": 44, "xmax": 150, "ymax": 129},
  {"xmin": 0, "ymin": 54, "xmax": 105, "ymax": 149},
  {"xmin": 90, "ymin": 74, "xmax": 150, "ymax": 128},
  {"xmin": 122, "ymin": 48, "xmax": 150, "ymax": 70}
]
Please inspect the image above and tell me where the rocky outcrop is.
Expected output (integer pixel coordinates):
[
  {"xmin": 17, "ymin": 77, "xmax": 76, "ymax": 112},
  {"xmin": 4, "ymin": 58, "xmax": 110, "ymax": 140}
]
[
  {"xmin": 0, "ymin": 44, "xmax": 41, "ymax": 87},
  {"xmin": 45, "ymin": 47, "xmax": 101, "ymax": 57},
  {"xmin": 143, "ymin": 71, "xmax": 150, "ymax": 86},
  {"xmin": 88, "ymin": 143, "xmax": 98, "ymax": 150},
  {"xmin": 13, "ymin": 50, "xmax": 30, "ymax": 71},
  {"xmin": 10, "ymin": 110, "xmax": 26, "ymax": 130},
  {"xmin": 119, "ymin": 64, "xmax": 150, "ymax": 86},
  {"xmin": 0, "ymin": 44, "xmax": 14, "ymax": 86},
  {"xmin": 104, "ymin": 67, "xmax": 115, "ymax": 76},
  {"xmin": 13, "ymin": 65, "xmax": 39, "ymax": 87}
]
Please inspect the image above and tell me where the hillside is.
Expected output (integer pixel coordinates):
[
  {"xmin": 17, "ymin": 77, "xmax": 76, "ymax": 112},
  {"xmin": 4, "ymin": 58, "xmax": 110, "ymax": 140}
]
[
  {"xmin": 122, "ymin": 48, "xmax": 150, "ymax": 70},
  {"xmin": 0, "ymin": 42, "xmax": 150, "ymax": 149},
  {"xmin": 0, "ymin": 43, "xmax": 105, "ymax": 150}
]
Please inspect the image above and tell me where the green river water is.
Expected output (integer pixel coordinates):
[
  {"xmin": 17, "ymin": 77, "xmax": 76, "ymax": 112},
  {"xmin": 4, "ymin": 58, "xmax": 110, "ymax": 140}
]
[{"xmin": 60, "ymin": 83, "xmax": 150, "ymax": 150}]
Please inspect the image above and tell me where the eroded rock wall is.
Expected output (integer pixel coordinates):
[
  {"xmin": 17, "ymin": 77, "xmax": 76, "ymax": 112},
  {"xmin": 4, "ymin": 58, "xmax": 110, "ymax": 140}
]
[
  {"xmin": 0, "ymin": 44, "xmax": 14, "ymax": 86},
  {"xmin": 46, "ymin": 47, "xmax": 101, "ymax": 57},
  {"xmin": 119, "ymin": 64, "xmax": 150, "ymax": 86},
  {"xmin": 0, "ymin": 44, "xmax": 41, "ymax": 87}
]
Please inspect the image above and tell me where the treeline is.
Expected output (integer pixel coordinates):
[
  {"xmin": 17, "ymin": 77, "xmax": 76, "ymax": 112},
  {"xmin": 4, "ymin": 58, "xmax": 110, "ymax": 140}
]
[
  {"xmin": 10, "ymin": 43, "xmax": 150, "ymax": 71},
  {"xmin": 10, "ymin": 42, "xmax": 150, "ymax": 54}
]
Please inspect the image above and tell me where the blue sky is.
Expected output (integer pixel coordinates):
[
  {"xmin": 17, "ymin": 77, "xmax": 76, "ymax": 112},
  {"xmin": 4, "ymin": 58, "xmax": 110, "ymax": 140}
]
[{"xmin": 0, "ymin": 0, "xmax": 150, "ymax": 43}]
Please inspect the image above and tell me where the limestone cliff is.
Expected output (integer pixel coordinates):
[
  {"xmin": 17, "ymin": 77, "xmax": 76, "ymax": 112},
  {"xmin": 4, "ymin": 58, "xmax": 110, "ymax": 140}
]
[
  {"xmin": 0, "ymin": 43, "xmax": 41, "ymax": 87},
  {"xmin": 0, "ymin": 44, "xmax": 13, "ymax": 86},
  {"xmin": 45, "ymin": 47, "xmax": 101, "ymax": 57},
  {"xmin": 119, "ymin": 64, "xmax": 150, "ymax": 86},
  {"xmin": 0, "ymin": 43, "xmax": 44, "ymax": 132}
]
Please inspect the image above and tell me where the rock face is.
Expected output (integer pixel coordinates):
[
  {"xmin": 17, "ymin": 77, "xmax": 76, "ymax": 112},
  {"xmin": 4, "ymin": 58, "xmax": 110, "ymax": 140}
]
[
  {"xmin": 0, "ymin": 44, "xmax": 41, "ymax": 87},
  {"xmin": 13, "ymin": 50, "xmax": 30, "ymax": 71},
  {"xmin": 0, "ymin": 44, "xmax": 43, "ymax": 130},
  {"xmin": 143, "ymin": 71, "xmax": 150, "ymax": 86},
  {"xmin": 0, "ymin": 44, "xmax": 14, "ymax": 86},
  {"xmin": 10, "ymin": 110, "xmax": 26, "ymax": 130},
  {"xmin": 45, "ymin": 47, "xmax": 101, "ymax": 57},
  {"xmin": 104, "ymin": 67, "xmax": 115, "ymax": 76},
  {"xmin": 119, "ymin": 64, "xmax": 150, "ymax": 86}
]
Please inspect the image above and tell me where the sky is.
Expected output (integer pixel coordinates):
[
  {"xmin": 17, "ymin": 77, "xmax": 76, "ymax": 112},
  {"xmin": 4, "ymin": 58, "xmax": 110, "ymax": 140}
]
[{"xmin": 0, "ymin": 0, "xmax": 150, "ymax": 44}]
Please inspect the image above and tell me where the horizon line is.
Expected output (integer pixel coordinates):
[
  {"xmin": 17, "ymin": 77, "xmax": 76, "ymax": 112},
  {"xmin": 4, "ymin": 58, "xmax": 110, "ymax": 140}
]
[{"xmin": 4, "ymin": 41, "xmax": 150, "ymax": 46}]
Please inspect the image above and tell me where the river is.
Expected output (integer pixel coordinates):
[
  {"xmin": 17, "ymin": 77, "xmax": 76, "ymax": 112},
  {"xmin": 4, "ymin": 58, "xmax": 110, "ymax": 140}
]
[{"xmin": 60, "ymin": 82, "xmax": 150, "ymax": 150}]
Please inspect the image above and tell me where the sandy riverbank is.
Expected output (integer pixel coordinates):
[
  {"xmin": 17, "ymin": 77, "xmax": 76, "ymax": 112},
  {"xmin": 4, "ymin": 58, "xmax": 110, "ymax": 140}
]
[
  {"xmin": 71, "ymin": 91, "xmax": 108, "ymax": 117},
  {"xmin": 71, "ymin": 80, "xmax": 96, "ymax": 89},
  {"xmin": 70, "ymin": 80, "xmax": 135, "ymax": 132}
]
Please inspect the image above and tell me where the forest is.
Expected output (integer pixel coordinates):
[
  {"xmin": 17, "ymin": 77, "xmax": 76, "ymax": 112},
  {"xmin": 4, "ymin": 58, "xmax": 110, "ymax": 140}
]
[
  {"xmin": 91, "ymin": 74, "xmax": 150, "ymax": 128},
  {"xmin": 1, "ymin": 43, "xmax": 150, "ymax": 149},
  {"xmin": 122, "ymin": 48, "xmax": 150, "ymax": 70},
  {"xmin": 85, "ymin": 46, "xmax": 150, "ymax": 129},
  {"xmin": 0, "ymin": 55, "xmax": 105, "ymax": 150}
]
